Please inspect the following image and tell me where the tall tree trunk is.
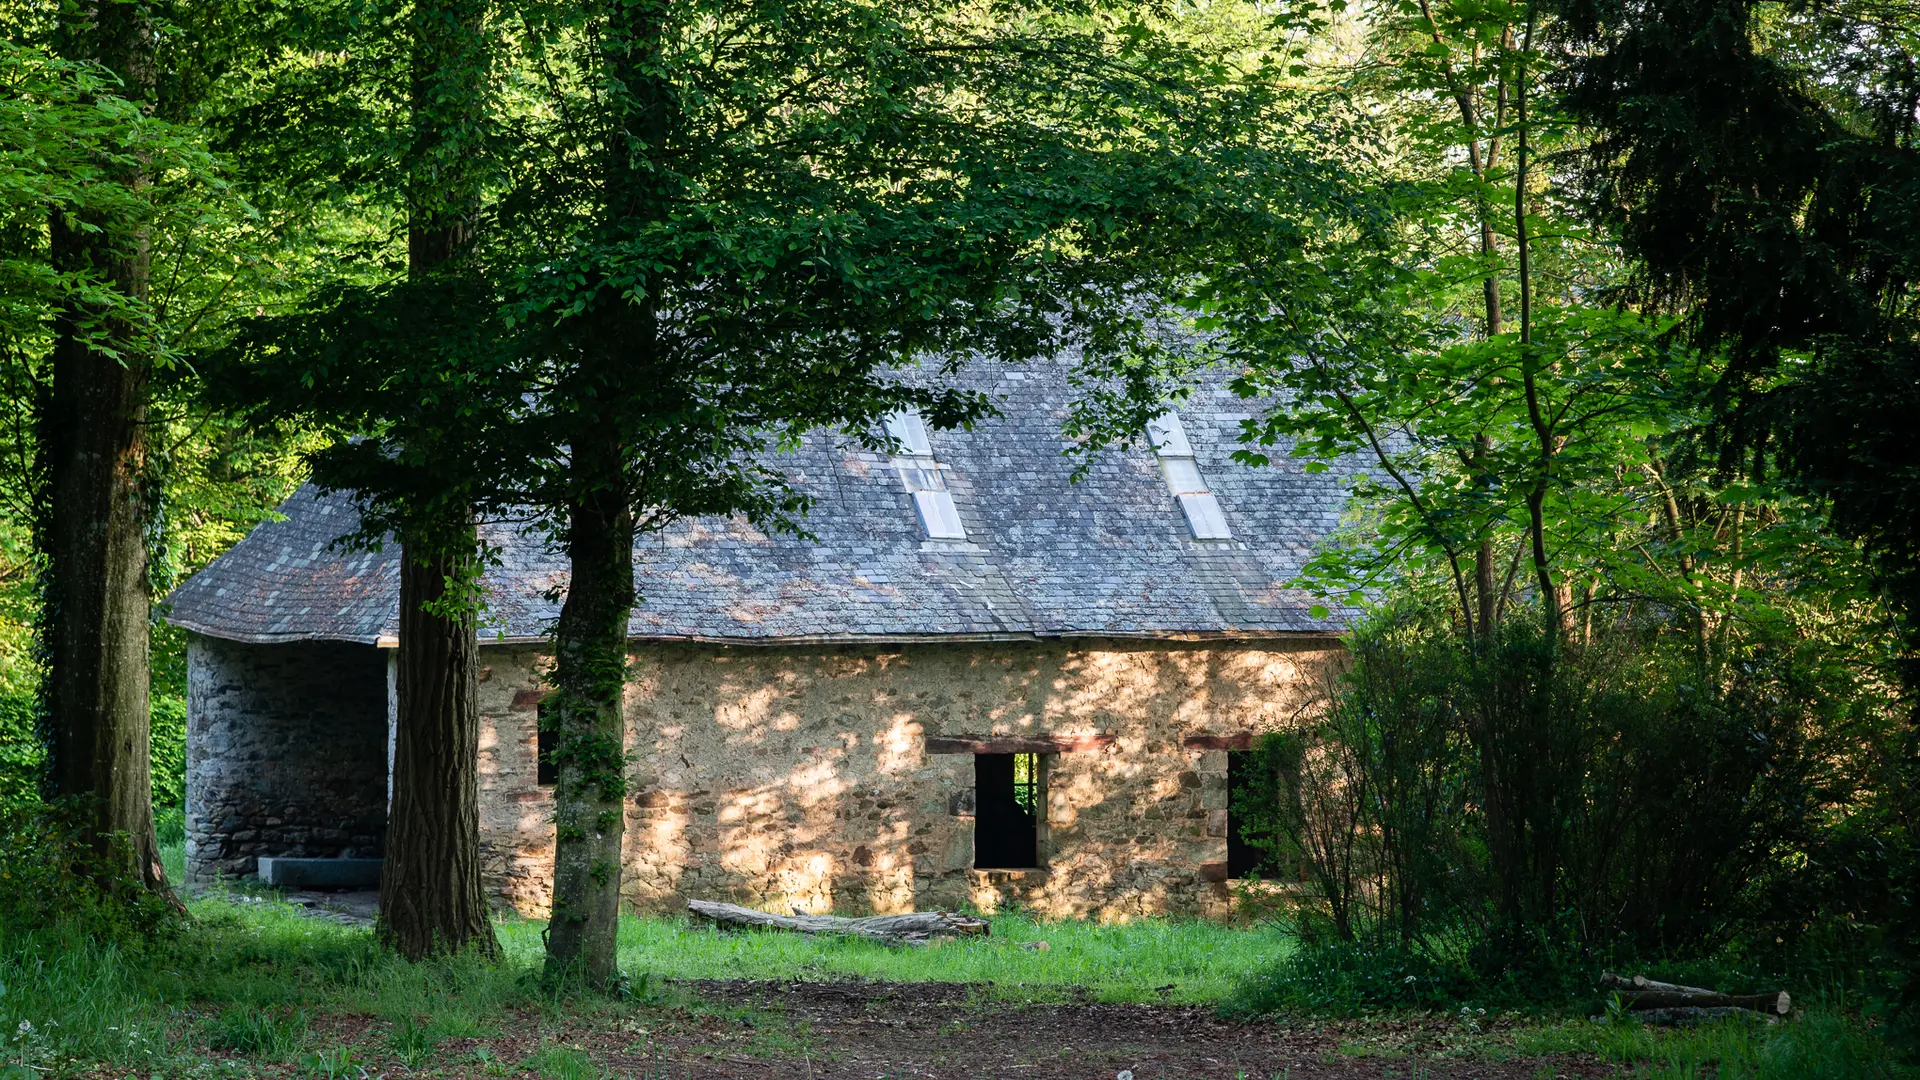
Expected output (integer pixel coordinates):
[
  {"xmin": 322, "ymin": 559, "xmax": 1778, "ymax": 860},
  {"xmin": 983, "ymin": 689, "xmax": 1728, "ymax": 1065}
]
[
  {"xmin": 379, "ymin": 529, "xmax": 499, "ymax": 958},
  {"xmin": 543, "ymin": 463, "xmax": 634, "ymax": 987},
  {"xmin": 42, "ymin": 0, "xmax": 167, "ymax": 895},
  {"xmin": 541, "ymin": 0, "xmax": 672, "ymax": 987},
  {"xmin": 377, "ymin": 0, "xmax": 499, "ymax": 960}
]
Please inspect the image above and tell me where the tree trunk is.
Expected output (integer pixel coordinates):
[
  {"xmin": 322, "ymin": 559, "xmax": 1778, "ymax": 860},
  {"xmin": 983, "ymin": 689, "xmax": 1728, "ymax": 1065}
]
[
  {"xmin": 374, "ymin": 0, "xmax": 498, "ymax": 960},
  {"xmin": 543, "ymin": 466, "xmax": 635, "ymax": 988},
  {"xmin": 42, "ymin": 0, "xmax": 167, "ymax": 896},
  {"xmin": 379, "ymin": 530, "xmax": 499, "ymax": 959}
]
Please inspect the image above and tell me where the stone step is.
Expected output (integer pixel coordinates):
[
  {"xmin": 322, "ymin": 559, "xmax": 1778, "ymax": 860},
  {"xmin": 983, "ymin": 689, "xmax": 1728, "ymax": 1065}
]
[{"xmin": 257, "ymin": 857, "xmax": 383, "ymax": 890}]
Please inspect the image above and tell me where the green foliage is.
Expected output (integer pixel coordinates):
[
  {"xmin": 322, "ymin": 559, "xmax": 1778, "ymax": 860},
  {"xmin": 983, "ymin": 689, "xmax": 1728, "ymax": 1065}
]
[
  {"xmin": 0, "ymin": 801, "xmax": 175, "ymax": 941},
  {"xmin": 1230, "ymin": 602, "xmax": 1874, "ymax": 990},
  {"xmin": 387, "ymin": 1014, "xmax": 439, "ymax": 1067},
  {"xmin": 1555, "ymin": 0, "xmax": 1920, "ymax": 1027},
  {"xmin": 0, "ymin": 693, "xmax": 34, "ymax": 809},
  {"xmin": 1557, "ymin": 0, "xmax": 1920, "ymax": 630},
  {"xmin": 202, "ymin": 1004, "xmax": 309, "ymax": 1058},
  {"xmin": 523, "ymin": 1044, "xmax": 609, "ymax": 1080},
  {"xmin": 0, "ymin": 690, "xmax": 186, "ymax": 816},
  {"xmin": 610, "ymin": 912, "xmax": 1290, "ymax": 1005},
  {"xmin": 1226, "ymin": 939, "xmax": 1478, "ymax": 1015},
  {"xmin": 149, "ymin": 695, "xmax": 185, "ymax": 810},
  {"xmin": 1516, "ymin": 1010, "xmax": 1918, "ymax": 1080}
]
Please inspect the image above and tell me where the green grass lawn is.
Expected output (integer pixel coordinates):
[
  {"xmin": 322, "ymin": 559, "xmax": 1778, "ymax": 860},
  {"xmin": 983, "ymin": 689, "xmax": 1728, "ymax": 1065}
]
[
  {"xmin": 167, "ymin": 839, "xmax": 1290, "ymax": 1005},
  {"xmin": 0, "ymin": 843, "xmax": 1889, "ymax": 1080},
  {"xmin": 604, "ymin": 909, "xmax": 1293, "ymax": 1004}
]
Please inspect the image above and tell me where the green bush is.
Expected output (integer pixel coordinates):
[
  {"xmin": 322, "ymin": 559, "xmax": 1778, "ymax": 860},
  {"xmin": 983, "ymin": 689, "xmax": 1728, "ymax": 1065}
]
[
  {"xmin": 0, "ymin": 691, "xmax": 188, "ymax": 812},
  {"xmin": 0, "ymin": 690, "xmax": 38, "ymax": 810},
  {"xmin": 0, "ymin": 800, "xmax": 176, "ymax": 941},
  {"xmin": 150, "ymin": 695, "xmax": 186, "ymax": 809},
  {"xmin": 1226, "ymin": 939, "xmax": 1478, "ymax": 1016},
  {"xmin": 1229, "ymin": 602, "xmax": 1877, "ymax": 1011}
]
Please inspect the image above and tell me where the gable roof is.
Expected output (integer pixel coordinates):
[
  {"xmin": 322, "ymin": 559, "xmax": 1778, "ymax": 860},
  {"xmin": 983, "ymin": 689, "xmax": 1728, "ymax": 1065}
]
[{"xmin": 164, "ymin": 353, "xmax": 1363, "ymax": 646}]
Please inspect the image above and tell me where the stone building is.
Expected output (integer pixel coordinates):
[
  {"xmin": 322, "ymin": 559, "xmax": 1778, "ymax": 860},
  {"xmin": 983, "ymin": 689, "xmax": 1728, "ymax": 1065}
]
[{"xmin": 166, "ymin": 357, "xmax": 1359, "ymax": 919}]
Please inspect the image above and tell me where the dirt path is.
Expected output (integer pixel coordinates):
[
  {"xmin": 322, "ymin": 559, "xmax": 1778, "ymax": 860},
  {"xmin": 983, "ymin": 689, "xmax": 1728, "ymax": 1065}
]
[{"xmin": 531, "ymin": 980, "xmax": 1613, "ymax": 1080}]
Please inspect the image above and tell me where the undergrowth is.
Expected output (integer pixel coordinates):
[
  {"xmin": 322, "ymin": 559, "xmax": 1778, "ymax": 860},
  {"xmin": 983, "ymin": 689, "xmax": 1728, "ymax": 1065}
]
[{"xmin": 1514, "ymin": 1010, "xmax": 1917, "ymax": 1079}]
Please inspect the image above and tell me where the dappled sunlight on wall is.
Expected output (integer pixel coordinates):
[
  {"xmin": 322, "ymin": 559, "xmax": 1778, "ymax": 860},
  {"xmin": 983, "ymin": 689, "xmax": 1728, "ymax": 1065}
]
[
  {"xmin": 472, "ymin": 637, "xmax": 1341, "ymax": 920},
  {"xmin": 875, "ymin": 714, "xmax": 923, "ymax": 775}
]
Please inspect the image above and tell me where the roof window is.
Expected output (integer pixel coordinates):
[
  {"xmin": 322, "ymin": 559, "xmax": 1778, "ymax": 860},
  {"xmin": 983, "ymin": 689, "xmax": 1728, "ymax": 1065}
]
[
  {"xmin": 885, "ymin": 409, "xmax": 966, "ymax": 540},
  {"xmin": 1149, "ymin": 410, "xmax": 1232, "ymax": 540}
]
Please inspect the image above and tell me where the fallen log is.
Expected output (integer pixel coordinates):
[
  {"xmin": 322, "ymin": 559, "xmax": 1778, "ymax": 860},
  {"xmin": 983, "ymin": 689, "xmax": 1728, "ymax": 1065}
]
[
  {"xmin": 1622, "ymin": 990, "xmax": 1791, "ymax": 1014},
  {"xmin": 1598, "ymin": 973, "xmax": 1791, "ymax": 1015},
  {"xmin": 687, "ymin": 899, "xmax": 989, "ymax": 945},
  {"xmin": 1635, "ymin": 1006, "xmax": 1779, "ymax": 1027},
  {"xmin": 1600, "ymin": 972, "xmax": 1714, "ymax": 996}
]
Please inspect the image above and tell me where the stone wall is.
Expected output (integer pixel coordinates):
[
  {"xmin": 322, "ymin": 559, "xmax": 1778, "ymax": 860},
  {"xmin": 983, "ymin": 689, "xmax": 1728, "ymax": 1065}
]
[
  {"xmin": 476, "ymin": 636, "xmax": 1341, "ymax": 920},
  {"xmin": 184, "ymin": 634, "xmax": 390, "ymax": 881}
]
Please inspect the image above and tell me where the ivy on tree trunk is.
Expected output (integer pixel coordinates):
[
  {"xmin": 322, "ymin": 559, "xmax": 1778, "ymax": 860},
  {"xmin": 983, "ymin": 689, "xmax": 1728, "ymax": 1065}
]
[
  {"xmin": 543, "ymin": 469, "xmax": 634, "ymax": 988},
  {"xmin": 42, "ymin": 0, "xmax": 168, "ymax": 896}
]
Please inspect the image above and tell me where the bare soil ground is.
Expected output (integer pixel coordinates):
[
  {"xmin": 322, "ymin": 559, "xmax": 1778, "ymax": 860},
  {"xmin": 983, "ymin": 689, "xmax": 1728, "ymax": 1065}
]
[{"xmin": 286, "ymin": 979, "xmax": 1615, "ymax": 1080}]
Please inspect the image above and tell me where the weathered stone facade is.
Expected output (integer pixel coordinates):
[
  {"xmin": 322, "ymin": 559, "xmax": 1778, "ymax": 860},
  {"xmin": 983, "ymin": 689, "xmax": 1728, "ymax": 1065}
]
[
  {"xmin": 184, "ymin": 634, "xmax": 390, "ymax": 882},
  {"xmin": 476, "ymin": 636, "xmax": 1340, "ymax": 920}
]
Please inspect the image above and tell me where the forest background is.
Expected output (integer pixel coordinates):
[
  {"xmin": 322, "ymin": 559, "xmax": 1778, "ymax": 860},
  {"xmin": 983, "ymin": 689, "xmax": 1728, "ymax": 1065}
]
[{"xmin": 1, "ymin": 0, "xmax": 1916, "ymax": 1048}]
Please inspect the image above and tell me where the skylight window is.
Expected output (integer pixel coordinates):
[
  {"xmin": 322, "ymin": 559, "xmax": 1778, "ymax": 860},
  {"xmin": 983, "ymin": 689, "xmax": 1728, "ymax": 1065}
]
[
  {"xmin": 885, "ymin": 409, "xmax": 966, "ymax": 540},
  {"xmin": 1148, "ymin": 410, "xmax": 1232, "ymax": 540}
]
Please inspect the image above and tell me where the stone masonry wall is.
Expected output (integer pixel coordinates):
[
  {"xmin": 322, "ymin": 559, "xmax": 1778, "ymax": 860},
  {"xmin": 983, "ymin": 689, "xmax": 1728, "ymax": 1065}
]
[
  {"xmin": 185, "ymin": 634, "xmax": 389, "ymax": 881},
  {"xmin": 476, "ymin": 637, "xmax": 1341, "ymax": 920}
]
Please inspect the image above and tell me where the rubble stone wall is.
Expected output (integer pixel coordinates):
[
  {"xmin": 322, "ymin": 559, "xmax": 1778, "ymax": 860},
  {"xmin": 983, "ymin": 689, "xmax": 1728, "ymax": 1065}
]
[
  {"xmin": 477, "ymin": 636, "xmax": 1340, "ymax": 920},
  {"xmin": 184, "ymin": 634, "xmax": 389, "ymax": 881}
]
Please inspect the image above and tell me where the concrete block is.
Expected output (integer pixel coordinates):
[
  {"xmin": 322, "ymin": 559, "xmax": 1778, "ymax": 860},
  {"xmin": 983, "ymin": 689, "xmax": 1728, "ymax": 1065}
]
[{"xmin": 258, "ymin": 857, "xmax": 383, "ymax": 889}]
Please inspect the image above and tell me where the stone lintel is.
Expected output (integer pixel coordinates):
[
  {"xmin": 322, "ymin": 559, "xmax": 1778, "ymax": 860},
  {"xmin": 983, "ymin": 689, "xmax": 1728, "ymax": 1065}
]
[
  {"xmin": 1182, "ymin": 732, "xmax": 1252, "ymax": 751},
  {"xmin": 925, "ymin": 734, "xmax": 1114, "ymax": 755}
]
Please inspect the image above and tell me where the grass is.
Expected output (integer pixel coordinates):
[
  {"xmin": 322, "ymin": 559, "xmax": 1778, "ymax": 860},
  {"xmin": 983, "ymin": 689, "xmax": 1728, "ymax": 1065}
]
[
  {"xmin": 606, "ymin": 907, "xmax": 1294, "ymax": 1004},
  {"xmin": 158, "ymin": 838, "xmax": 1280, "ymax": 1005},
  {"xmin": 0, "ymin": 841, "xmax": 1899, "ymax": 1079},
  {"xmin": 1512, "ymin": 1010, "xmax": 1917, "ymax": 1079}
]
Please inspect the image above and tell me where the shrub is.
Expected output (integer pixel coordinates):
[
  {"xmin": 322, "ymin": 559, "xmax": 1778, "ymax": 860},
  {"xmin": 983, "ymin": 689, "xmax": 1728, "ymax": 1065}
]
[
  {"xmin": 0, "ymin": 800, "xmax": 176, "ymax": 941},
  {"xmin": 0, "ymin": 690, "xmax": 188, "ymax": 813},
  {"xmin": 0, "ymin": 691, "xmax": 38, "ymax": 810},
  {"xmin": 150, "ymin": 695, "xmax": 187, "ymax": 809},
  {"xmin": 1232, "ymin": 602, "xmax": 1845, "ymax": 1003},
  {"xmin": 1225, "ymin": 939, "xmax": 1478, "ymax": 1016}
]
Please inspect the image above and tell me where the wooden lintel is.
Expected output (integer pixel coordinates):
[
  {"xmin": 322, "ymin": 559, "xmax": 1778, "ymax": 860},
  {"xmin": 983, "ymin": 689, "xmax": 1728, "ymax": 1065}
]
[
  {"xmin": 1182, "ymin": 733, "xmax": 1253, "ymax": 751},
  {"xmin": 925, "ymin": 734, "xmax": 1115, "ymax": 755},
  {"xmin": 509, "ymin": 688, "xmax": 548, "ymax": 712}
]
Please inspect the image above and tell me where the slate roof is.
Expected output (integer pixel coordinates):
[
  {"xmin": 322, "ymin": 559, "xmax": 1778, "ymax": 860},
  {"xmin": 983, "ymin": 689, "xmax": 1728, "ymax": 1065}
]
[{"xmin": 164, "ymin": 353, "xmax": 1364, "ymax": 646}]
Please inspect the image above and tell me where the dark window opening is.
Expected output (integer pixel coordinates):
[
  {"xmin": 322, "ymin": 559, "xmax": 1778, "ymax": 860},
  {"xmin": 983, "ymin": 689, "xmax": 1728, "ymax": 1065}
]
[
  {"xmin": 536, "ymin": 705, "xmax": 557, "ymax": 787},
  {"xmin": 1227, "ymin": 749, "xmax": 1277, "ymax": 880},
  {"xmin": 974, "ymin": 752, "xmax": 1041, "ymax": 868}
]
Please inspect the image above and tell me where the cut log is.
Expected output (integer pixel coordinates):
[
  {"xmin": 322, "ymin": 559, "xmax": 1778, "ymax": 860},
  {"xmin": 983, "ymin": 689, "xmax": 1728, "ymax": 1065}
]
[
  {"xmin": 1635, "ymin": 1006, "xmax": 1779, "ymax": 1027},
  {"xmin": 1597, "ymin": 973, "xmax": 1791, "ymax": 1015},
  {"xmin": 1623, "ymin": 990, "xmax": 1791, "ymax": 1014},
  {"xmin": 1633, "ymin": 974, "xmax": 1718, "ymax": 996},
  {"xmin": 1600, "ymin": 972, "xmax": 1714, "ymax": 996},
  {"xmin": 687, "ymin": 900, "xmax": 989, "ymax": 945}
]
